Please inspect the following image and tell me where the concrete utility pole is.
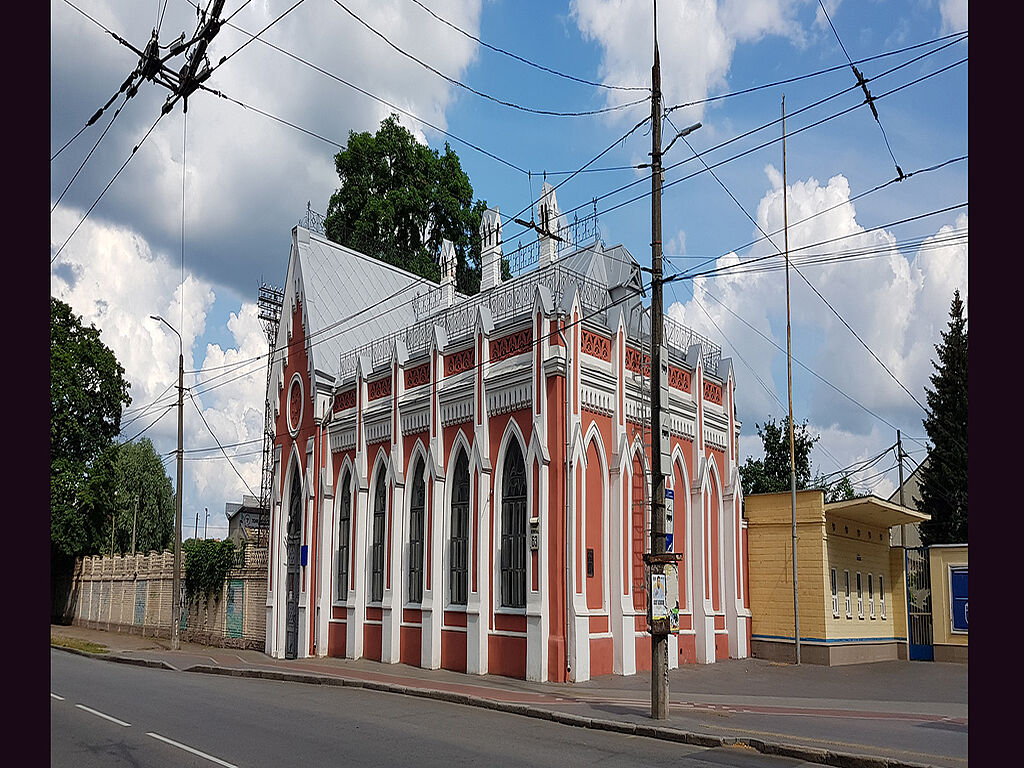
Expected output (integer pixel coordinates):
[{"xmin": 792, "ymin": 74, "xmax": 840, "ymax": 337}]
[
  {"xmin": 782, "ymin": 96, "xmax": 800, "ymax": 665},
  {"xmin": 648, "ymin": 5, "xmax": 670, "ymax": 719},
  {"xmin": 648, "ymin": 2, "xmax": 701, "ymax": 719},
  {"xmin": 152, "ymin": 314, "xmax": 184, "ymax": 651}
]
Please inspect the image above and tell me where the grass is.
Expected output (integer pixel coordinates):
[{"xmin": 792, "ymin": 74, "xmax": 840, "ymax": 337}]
[{"xmin": 51, "ymin": 633, "xmax": 109, "ymax": 654}]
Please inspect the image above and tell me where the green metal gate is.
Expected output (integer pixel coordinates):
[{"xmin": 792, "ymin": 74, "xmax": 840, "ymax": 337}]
[
  {"xmin": 905, "ymin": 547, "xmax": 933, "ymax": 661},
  {"xmin": 226, "ymin": 579, "xmax": 243, "ymax": 639}
]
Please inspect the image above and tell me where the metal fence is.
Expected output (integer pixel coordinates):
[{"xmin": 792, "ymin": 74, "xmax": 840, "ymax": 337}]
[{"xmin": 339, "ymin": 263, "xmax": 610, "ymax": 377}]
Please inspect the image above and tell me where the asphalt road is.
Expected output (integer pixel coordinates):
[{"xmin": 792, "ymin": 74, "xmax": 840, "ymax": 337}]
[{"xmin": 51, "ymin": 649, "xmax": 832, "ymax": 767}]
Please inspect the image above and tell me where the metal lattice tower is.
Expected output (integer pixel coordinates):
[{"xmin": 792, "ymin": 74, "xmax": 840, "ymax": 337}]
[{"xmin": 257, "ymin": 281, "xmax": 284, "ymax": 546}]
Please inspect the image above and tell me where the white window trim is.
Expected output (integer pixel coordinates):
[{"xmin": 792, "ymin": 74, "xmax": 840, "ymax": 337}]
[
  {"xmin": 856, "ymin": 571, "xmax": 863, "ymax": 619},
  {"xmin": 830, "ymin": 568, "xmax": 839, "ymax": 618},
  {"xmin": 844, "ymin": 570, "xmax": 851, "ymax": 618},
  {"xmin": 879, "ymin": 575, "xmax": 886, "ymax": 619}
]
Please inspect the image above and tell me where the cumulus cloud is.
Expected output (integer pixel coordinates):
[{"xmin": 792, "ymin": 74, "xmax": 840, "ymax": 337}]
[
  {"xmin": 667, "ymin": 167, "xmax": 966, "ymax": 490},
  {"xmin": 940, "ymin": 0, "xmax": 968, "ymax": 34},
  {"xmin": 572, "ymin": 0, "xmax": 808, "ymax": 124},
  {"xmin": 50, "ymin": 207, "xmax": 269, "ymax": 538},
  {"xmin": 50, "ymin": 0, "xmax": 483, "ymax": 294}
]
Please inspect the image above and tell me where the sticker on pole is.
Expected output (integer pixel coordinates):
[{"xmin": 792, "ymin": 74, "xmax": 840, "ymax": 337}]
[{"xmin": 651, "ymin": 573, "xmax": 669, "ymax": 620}]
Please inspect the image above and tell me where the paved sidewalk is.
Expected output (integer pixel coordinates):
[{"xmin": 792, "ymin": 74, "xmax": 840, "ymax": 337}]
[{"xmin": 50, "ymin": 625, "xmax": 967, "ymax": 768}]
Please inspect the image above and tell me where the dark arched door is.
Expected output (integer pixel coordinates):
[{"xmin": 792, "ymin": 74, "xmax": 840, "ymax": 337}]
[{"xmin": 285, "ymin": 465, "xmax": 302, "ymax": 659}]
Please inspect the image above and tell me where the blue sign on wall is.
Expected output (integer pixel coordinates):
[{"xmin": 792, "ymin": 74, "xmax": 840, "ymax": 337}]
[{"xmin": 950, "ymin": 567, "xmax": 967, "ymax": 632}]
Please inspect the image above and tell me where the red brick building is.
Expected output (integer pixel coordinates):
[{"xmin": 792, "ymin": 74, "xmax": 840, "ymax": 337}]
[{"xmin": 265, "ymin": 187, "xmax": 750, "ymax": 681}]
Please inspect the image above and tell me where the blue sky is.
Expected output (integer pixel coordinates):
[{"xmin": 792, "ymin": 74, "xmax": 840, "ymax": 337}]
[{"xmin": 50, "ymin": 0, "xmax": 968, "ymax": 539}]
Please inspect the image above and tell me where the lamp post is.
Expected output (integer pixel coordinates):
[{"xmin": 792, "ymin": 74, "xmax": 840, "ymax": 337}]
[
  {"xmin": 205, "ymin": 507, "xmax": 209, "ymax": 540},
  {"xmin": 151, "ymin": 314, "xmax": 184, "ymax": 651}
]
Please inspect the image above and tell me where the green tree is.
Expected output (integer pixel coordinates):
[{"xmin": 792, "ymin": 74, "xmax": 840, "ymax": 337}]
[
  {"xmin": 816, "ymin": 474, "xmax": 857, "ymax": 503},
  {"xmin": 324, "ymin": 114, "xmax": 490, "ymax": 295},
  {"xmin": 102, "ymin": 439, "xmax": 175, "ymax": 556},
  {"xmin": 740, "ymin": 416, "xmax": 819, "ymax": 496},
  {"xmin": 916, "ymin": 290, "xmax": 968, "ymax": 545},
  {"xmin": 51, "ymin": 297, "xmax": 131, "ymax": 619}
]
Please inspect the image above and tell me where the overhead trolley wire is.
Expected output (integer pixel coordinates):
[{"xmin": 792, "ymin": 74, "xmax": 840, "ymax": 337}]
[
  {"xmin": 51, "ymin": 111, "xmax": 168, "ymax": 263},
  {"xmin": 189, "ymin": 2, "xmax": 529, "ymax": 175},
  {"xmin": 331, "ymin": 0, "xmax": 649, "ymax": 118},
  {"xmin": 405, "ymin": 0, "xmax": 648, "ymax": 93},
  {"xmin": 817, "ymin": 0, "xmax": 906, "ymax": 179},
  {"xmin": 664, "ymin": 29, "xmax": 966, "ymax": 114},
  {"xmin": 189, "ymin": 391, "xmax": 259, "ymax": 497}
]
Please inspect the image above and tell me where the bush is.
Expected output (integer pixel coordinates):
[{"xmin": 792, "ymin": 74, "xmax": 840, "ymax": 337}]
[{"xmin": 183, "ymin": 539, "xmax": 236, "ymax": 604}]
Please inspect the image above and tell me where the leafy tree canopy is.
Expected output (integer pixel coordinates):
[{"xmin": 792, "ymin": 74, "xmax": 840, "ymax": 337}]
[
  {"xmin": 740, "ymin": 416, "xmax": 819, "ymax": 497},
  {"xmin": 325, "ymin": 114, "xmax": 490, "ymax": 295},
  {"xmin": 51, "ymin": 297, "xmax": 131, "ymax": 559},
  {"xmin": 916, "ymin": 290, "xmax": 968, "ymax": 545},
  {"xmin": 101, "ymin": 438, "xmax": 175, "ymax": 556}
]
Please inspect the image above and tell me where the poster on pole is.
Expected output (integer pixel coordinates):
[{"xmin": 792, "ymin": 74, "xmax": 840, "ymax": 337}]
[{"xmin": 651, "ymin": 573, "xmax": 669, "ymax": 620}]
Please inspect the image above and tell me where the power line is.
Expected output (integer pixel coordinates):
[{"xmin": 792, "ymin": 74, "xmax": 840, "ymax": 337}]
[
  {"xmin": 189, "ymin": 391, "xmax": 259, "ymax": 497},
  {"xmin": 673, "ymin": 155, "xmax": 967, "ymax": 273},
  {"xmin": 817, "ymin": 0, "xmax": 905, "ymax": 179},
  {"xmin": 664, "ymin": 29, "xmax": 966, "ymax": 113},
  {"xmin": 331, "ymin": 0, "xmax": 648, "ymax": 118},
  {"xmin": 189, "ymin": 2, "xmax": 529, "ymax": 175},
  {"xmin": 405, "ymin": 0, "xmax": 647, "ymax": 93},
  {"xmin": 51, "ymin": 111, "xmax": 168, "ymax": 263}
]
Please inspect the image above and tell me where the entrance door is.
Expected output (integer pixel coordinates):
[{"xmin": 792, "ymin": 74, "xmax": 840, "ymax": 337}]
[
  {"xmin": 285, "ymin": 468, "xmax": 302, "ymax": 659},
  {"xmin": 905, "ymin": 547, "xmax": 933, "ymax": 661}
]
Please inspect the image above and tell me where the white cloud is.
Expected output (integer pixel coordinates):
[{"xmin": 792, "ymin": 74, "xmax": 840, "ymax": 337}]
[
  {"xmin": 572, "ymin": 0, "xmax": 808, "ymax": 124},
  {"xmin": 668, "ymin": 167, "xmax": 966, "ymax": 493},
  {"xmin": 940, "ymin": 0, "xmax": 968, "ymax": 34}
]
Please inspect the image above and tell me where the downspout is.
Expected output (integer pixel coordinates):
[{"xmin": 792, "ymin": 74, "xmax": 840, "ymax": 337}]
[{"xmin": 557, "ymin": 317, "xmax": 572, "ymax": 679}]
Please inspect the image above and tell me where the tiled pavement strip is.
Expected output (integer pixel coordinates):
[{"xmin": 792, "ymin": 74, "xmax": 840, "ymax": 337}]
[{"xmin": 51, "ymin": 626, "xmax": 966, "ymax": 768}]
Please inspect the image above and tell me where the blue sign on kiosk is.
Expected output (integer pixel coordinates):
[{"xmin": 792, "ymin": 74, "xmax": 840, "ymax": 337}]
[{"xmin": 950, "ymin": 567, "xmax": 967, "ymax": 632}]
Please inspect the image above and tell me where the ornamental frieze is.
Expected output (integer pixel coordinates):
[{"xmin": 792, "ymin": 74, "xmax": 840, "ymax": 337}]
[
  {"xmin": 368, "ymin": 376, "xmax": 392, "ymax": 401},
  {"xmin": 489, "ymin": 327, "xmax": 533, "ymax": 364},
  {"xmin": 333, "ymin": 389, "xmax": 356, "ymax": 413},
  {"xmin": 625, "ymin": 347, "xmax": 651, "ymax": 376},
  {"xmin": 668, "ymin": 366, "xmax": 691, "ymax": 393},
  {"xmin": 703, "ymin": 380, "xmax": 723, "ymax": 405},
  {"xmin": 581, "ymin": 329, "xmax": 611, "ymax": 361},
  {"xmin": 444, "ymin": 347, "xmax": 475, "ymax": 376},
  {"xmin": 404, "ymin": 362, "xmax": 430, "ymax": 390}
]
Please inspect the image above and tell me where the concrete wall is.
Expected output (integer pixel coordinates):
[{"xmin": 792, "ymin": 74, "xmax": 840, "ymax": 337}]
[
  {"xmin": 929, "ymin": 545, "xmax": 968, "ymax": 663},
  {"xmin": 68, "ymin": 548, "xmax": 268, "ymax": 650}
]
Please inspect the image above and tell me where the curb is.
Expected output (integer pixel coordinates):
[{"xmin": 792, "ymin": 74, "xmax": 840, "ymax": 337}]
[
  {"xmin": 183, "ymin": 663, "xmax": 934, "ymax": 768},
  {"xmin": 51, "ymin": 643, "xmax": 177, "ymax": 671}
]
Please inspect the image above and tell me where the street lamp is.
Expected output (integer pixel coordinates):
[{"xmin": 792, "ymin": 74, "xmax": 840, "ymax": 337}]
[{"xmin": 151, "ymin": 314, "xmax": 184, "ymax": 651}]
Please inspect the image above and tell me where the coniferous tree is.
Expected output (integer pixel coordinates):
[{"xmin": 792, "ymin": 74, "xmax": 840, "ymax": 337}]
[{"xmin": 916, "ymin": 290, "xmax": 968, "ymax": 545}]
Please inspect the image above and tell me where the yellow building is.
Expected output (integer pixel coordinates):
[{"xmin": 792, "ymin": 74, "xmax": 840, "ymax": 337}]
[
  {"xmin": 745, "ymin": 490, "xmax": 928, "ymax": 665},
  {"xmin": 928, "ymin": 544, "xmax": 968, "ymax": 663}
]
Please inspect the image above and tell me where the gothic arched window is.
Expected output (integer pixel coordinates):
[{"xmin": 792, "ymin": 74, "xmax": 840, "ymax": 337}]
[
  {"xmin": 408, "ymin": 457, "xmax": 426, "ymax": 604},
  {"xmin": 500, "ymin": 440, "xmax": 527, "ymax": 608},
  {"xmin": 371, "ymin": 467, "xmax": 387, "ymax": 603},
  {"xmin": 336, "ymin": 470, "xmax": 352, "ymax": 601},
  {"xmin": 449, "ymin": 449, "xmax": 470, "ymax": 605}
]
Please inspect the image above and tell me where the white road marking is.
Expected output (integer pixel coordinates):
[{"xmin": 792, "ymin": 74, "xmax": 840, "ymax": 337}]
[
  {"xmin": 75, "ymin": 704, "xmax": 131, "ymax": 727},
  {"xmin": 147, "ymin": 732, "xmax": 238, "ymax": 767},
  {"xmin": 51, "ymin": 693, "xmax": 65, "ymax": 701}
]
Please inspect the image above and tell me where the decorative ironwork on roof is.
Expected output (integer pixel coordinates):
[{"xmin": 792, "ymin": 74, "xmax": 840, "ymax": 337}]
[{"xmin": 339, "ymin": 262, "xmax": 610, "ymax": 377}]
